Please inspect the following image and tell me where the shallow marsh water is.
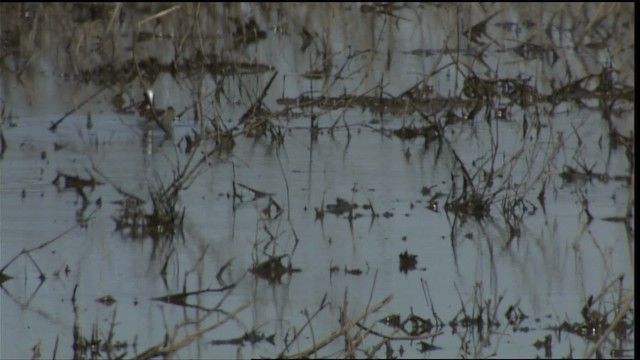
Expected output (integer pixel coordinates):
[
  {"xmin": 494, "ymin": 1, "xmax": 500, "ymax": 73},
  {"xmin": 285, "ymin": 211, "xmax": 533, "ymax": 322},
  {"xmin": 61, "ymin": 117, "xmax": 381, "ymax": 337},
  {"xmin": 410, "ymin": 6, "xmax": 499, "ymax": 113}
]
[{"xmin": 1, "ymin": 3, "xmax": 634, "ymax": 359}]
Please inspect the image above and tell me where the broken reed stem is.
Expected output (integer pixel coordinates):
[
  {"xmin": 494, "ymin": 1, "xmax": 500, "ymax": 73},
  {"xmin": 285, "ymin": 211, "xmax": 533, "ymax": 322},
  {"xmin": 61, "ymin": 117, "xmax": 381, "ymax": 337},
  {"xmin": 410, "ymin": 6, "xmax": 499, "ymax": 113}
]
[
  {"xmin": 135, "ymin": 302, "xmax": 250, "ymax": 360},
  {"xmin": 283, "ymin": 293, "xmax": 394, "ymax": 359},
  {"xmin": 280, "ymin": 293, "xmax": 330, "ymax": 354},
  {"xmin": 1, "ymin": 223, "xmax": 79, "ymax": 275},
  {"xmin": 137, "ymin": 5, "xmax": 181, "ymax": 27},
  {"xmin": 106, "ymin": 3, "xmax": 122, "ymax": 34},
  {"xmin": 583, "ymin": 293, "xmax": 634, "ymax": 359},
  {"xmin": 49, "ymin": 87, "xmax": 107, "ymax": 132},
  {"xmin": 348, "ymin": 269, "xmax": 380, "ymax": 352}
]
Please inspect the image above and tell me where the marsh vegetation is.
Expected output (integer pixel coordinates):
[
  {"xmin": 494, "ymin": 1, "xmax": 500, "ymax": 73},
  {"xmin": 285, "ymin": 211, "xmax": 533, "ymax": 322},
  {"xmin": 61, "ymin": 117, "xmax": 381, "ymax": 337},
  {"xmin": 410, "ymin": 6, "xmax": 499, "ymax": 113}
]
[{"xmin": 1, "ymin": 3, "xmax": 634, "ymax": 359}]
